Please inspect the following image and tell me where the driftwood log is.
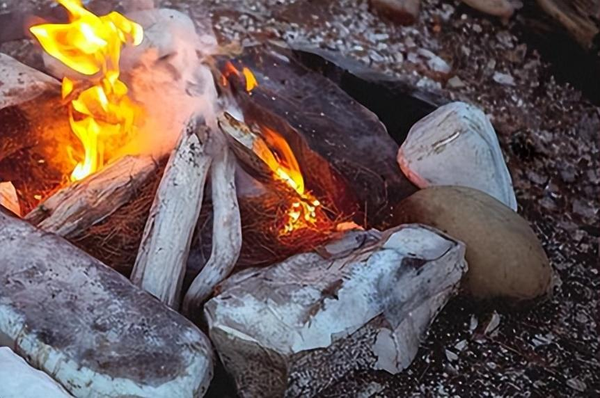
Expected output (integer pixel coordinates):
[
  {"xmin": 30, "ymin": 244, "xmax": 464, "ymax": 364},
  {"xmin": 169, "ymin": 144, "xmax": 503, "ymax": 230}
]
[
  {"xmin": 0, "ymin": 210, "xmax": 214, "ymax": 397},
  {"xmin": 183, "ymin": 141, "xmax": 242, "ymax": 316},
  {"xmin": 131, "ymin": 120, "xmax": 213, "ymax": 308},
  {"xmin": 205, "ymin": 224, "xmax": 467, "ymax": 397},
  {"xmin": 26, "ymin": 155, "xmax": 158, "ymax": 238}
]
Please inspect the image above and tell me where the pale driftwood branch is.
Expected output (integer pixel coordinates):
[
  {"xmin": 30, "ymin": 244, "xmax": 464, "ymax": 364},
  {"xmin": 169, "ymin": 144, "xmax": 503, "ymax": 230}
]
[
  {"xmin": 131, "ymin": 119, "xmax": 213, "ymax": 308},
  {"xmin": 25, "ymin": 155, "xmax": 158, "ymax": 238},
  {"xmin": 0, "ymin": 212, "xmax": 213, "ymax": 397},
  {"xmin": 183, "ymin": 143, "xmax": 242, "ymax": 316}
]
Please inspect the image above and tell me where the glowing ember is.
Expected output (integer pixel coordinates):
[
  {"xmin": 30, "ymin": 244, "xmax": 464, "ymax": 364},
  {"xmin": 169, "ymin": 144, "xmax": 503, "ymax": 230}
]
[
  {"xmin": 254, "ymin": 126, "xmax": 321, "ymax": 235},
  {"xmin": 30, "ymin": 0, "xmax": 143, "ymax": 181}
]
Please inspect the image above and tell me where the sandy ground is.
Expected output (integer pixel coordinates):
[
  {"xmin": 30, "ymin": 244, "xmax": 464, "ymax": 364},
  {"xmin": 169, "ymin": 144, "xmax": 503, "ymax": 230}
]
[{"xmin": 1, "ymin": 0, "xmax": 598, "ymax": 396}]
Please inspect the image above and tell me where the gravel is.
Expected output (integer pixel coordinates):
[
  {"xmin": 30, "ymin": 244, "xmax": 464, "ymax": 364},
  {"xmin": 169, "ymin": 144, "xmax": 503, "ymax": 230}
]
[{"xmin": 1, "ymin": 0, "xmax": 598, "ymax": 396}]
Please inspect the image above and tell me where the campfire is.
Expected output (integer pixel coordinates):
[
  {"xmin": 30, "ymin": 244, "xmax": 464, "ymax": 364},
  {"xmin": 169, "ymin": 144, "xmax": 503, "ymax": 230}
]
[{"xmin": 0, "ymin": 0, "xmax": 555, "ymax": 397}]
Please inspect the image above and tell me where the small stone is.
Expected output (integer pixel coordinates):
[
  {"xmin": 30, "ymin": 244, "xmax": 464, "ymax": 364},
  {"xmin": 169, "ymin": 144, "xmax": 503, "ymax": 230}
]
[
  {"xmin": 370, "ymin": 0, "xmax": 421, "ymax": 25},
  {"xmin": 455, "ymin": 340, "xmax": 468, "ymax": 351},
  {"xmin": 398, "ymin": 102, "xmax": 517, "ymax": 209},
  {"xmin": 484, "ymin": 311, "xmax": 501, "ymax": 335},
  {"xmin": 445, "ymin": 349, "xmax": 459, "ymax": 361},
  {"xmin": 566, "ymin": 378, "xmax": 587, "ymax": 392},
  {"xmin": 447, "ymin": 76, "xmax": 466, "ymax": 88},
  {"xmin": 469, "ymin": 315, "xmax": 479, "ymax": 331},
  {"xmin": 460, "ymin": 0, "xmax": 518, "ymax": 19},
  {"xmin": 417, "ymin": 48, "xmax": 451, "ymax": 74},
  {"xmin": 493, "ymin": 71, "xmax": 516, "ymax": 86},
  {"xmin": 393, "ymin": 186, "xmax": 553, "ymax": 301},
  {"xmin": 532, "ymin": 333, "xmax": 553, "ymax": 347}
]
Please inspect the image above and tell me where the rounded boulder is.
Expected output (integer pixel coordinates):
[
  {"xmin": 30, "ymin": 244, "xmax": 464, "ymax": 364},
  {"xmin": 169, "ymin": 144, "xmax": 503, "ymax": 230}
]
[{"xmin": 393, "ymin": 186, "xmax": 552, "ymax": 301}]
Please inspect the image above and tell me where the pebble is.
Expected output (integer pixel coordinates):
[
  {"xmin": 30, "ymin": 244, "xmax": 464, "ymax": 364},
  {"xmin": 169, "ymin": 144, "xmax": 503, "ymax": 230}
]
[
  {"xmin": 484, "ymin": 311, "xmax": 501, "ymax": 335},
  {"xmin": 493, "ymin": 72, "xmax": 516, "ymax": 86},
  {"xmin": 445, "ymin": 349, "xmax": 459, "ymax": 362},
  {"xmin": 566, "ymin": 378, "xmax": 587, "ymax": 392},
  {"xmin": 447, "ymin": 76, "xmax": 466, "ymax": 88}
]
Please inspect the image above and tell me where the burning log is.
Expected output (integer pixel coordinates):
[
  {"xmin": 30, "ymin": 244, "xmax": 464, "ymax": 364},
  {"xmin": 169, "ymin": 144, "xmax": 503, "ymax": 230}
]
[
  {"xmin": 205, "ymin": 225, "xmax": 467, "ymax": 397},
  {"xmin": 183, "ymin": 143, "xmax": 242, "ymax": 316},
  {"xmin": 25, "ymin": 155, "xmax": 158, "ymax": 238},
  {"xmin": 0, "ymin": 210, "xmax": 214, "ymax": 397},
  {"xmin": 131, "ymin": 119, "xmax": 213, "ymax": 308}
]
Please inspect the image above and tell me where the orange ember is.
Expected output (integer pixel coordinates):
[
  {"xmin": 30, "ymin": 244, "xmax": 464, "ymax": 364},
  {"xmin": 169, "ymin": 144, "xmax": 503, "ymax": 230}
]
[{"xmin": 30, "ymin": 0, "xmax": 143, "ymax": 181}]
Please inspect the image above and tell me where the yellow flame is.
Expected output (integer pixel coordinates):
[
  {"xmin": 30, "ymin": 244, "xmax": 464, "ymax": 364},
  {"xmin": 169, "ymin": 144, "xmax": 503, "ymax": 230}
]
[
  {"xmin": 30, "ymin": 0, "xmax": 143, "ymax": 181},
  {"xmin": 253, "ymin": 126, "xmax": 321, "ymax": 234},
  {"xmin": 242, "ymin": 67, "xmax": 258, "ymax": 92}
]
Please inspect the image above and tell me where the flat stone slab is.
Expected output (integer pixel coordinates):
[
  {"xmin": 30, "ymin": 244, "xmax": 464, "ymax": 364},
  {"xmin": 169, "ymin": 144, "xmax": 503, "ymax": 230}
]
[
  {"xmin": 0, "ymin": 211, "xmax": 213, "ymax": 397},
  {"xmin": 205, "ymin": 224, "xmax": 467, "ymax": 397}
]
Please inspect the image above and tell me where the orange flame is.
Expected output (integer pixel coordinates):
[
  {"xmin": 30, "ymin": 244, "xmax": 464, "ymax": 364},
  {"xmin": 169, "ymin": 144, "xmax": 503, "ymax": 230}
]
[
  {"xmin": 221, "ymin": 61, "xmax": 258, "ymax": 93},
  {"xmin": 30, "ymin": 0, "xmax": 143, "ymax": 181},
  {"xmin": 254, "ymin": 126, "xmax": 321, "ymax": 234}
]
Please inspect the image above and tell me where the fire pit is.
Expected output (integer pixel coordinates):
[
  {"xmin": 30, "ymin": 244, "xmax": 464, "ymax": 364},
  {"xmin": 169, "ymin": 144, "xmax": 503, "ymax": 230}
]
[{"xmin": 0, "ymin": 0, "xmax": 562, "ymax": 397}]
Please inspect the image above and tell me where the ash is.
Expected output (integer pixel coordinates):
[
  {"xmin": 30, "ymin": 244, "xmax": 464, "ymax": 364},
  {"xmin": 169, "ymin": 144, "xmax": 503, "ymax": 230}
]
[{"xmin": 2, "ymin": 0, "xmax": 597, "ymax": 396}]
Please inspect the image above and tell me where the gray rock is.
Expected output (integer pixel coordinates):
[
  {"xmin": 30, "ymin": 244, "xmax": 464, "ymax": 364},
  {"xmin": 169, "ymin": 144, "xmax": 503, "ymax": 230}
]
[
  {"xmin": 398, "ymin": 101, "xmax": 518, "ymax": 210},
  {"xmin": 0, "ymin": 212, "xmax": 213, "ymax": 398},
  {"xmin": 370, "ymin": 0, "xmax": 420, "ymax": 25},
  {"xmin": 393, "ymin": 186, "xmax": 553, "ymax": 301},
  {"xmin": 205, "ymin": 225, "xmax": 467, "ymax": 398}
]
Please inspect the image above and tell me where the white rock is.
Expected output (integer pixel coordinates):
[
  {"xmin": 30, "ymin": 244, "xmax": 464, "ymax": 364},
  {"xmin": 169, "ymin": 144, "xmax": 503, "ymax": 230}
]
[
  {"xmin": 205, "ymin": 225, "xmax": 467, "ymax": 397},
  {"xmin": 0, "ymin": 347, "xmax": 72, "ymax": 398},
  {"xmin": 0, "ymin": 212, "xmax": 213, "ymax": 398},
  {"xmin": 397, "ymin": 101, "xmax": 517, "ymax": 210}
]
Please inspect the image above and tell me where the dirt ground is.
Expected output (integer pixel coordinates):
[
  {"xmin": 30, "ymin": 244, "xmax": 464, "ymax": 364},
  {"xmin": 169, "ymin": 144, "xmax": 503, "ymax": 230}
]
[{"xmin": 1, "ymin": 0, "xmax": 598, "ymax": 396}]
